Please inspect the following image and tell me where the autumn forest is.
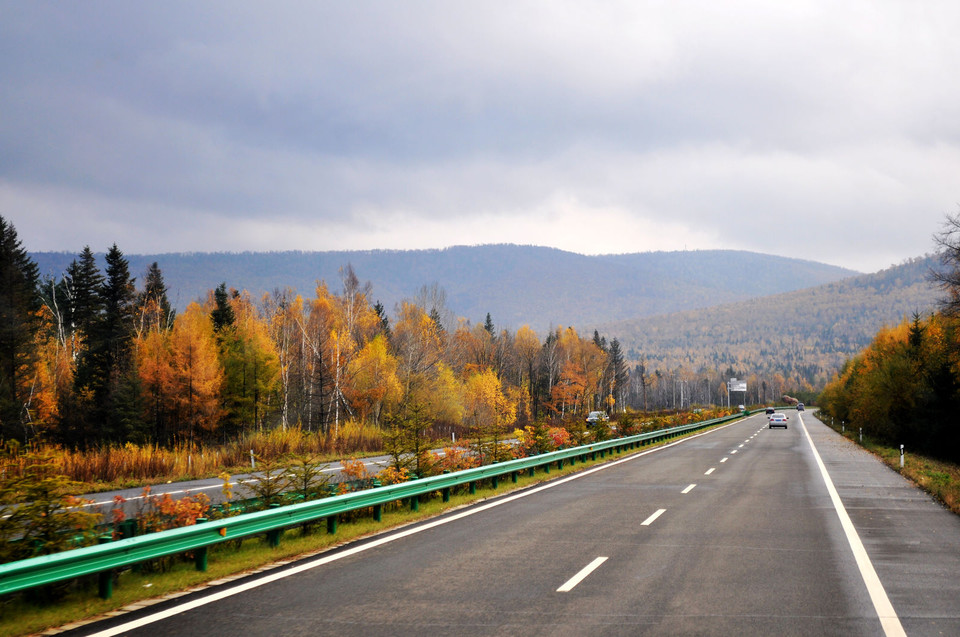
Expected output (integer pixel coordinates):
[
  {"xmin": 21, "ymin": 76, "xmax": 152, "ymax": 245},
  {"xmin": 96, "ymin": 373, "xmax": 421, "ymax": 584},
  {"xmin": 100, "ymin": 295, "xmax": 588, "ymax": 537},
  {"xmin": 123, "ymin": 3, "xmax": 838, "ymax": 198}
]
[{"xmin": 2, "ymin": 215, "xmax": 813, "ymax": 452}]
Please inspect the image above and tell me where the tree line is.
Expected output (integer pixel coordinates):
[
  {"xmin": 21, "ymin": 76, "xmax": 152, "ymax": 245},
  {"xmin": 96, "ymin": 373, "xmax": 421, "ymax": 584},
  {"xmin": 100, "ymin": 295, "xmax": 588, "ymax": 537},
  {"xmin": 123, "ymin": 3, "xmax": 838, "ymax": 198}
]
[
  {"xmin": 819, "ymin": 215, "xmax": 960, "ymax": 464},
  {"xmin": 1, "ymin": 216, "xmax": 637, "ymax": 448}
]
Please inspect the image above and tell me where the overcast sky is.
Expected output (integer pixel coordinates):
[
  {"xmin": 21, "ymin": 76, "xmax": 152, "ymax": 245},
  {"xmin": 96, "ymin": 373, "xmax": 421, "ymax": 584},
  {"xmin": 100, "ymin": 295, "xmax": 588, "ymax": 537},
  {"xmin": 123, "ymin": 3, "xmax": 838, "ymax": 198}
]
[{"xmin": 2, "ymin": 1, "xmax": 959, "ymax": 273}]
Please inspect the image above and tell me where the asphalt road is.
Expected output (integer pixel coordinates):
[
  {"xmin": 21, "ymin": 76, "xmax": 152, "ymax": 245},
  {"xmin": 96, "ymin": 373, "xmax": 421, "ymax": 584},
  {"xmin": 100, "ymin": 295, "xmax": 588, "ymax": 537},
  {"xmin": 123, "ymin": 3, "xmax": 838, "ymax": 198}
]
[
  {"xmin": 78, "ymin": 454, "xmax": 404, "ymax": 521},
  {"xmin": 71, "ymin": 412, "xmax": 960, "ymax": 636}
]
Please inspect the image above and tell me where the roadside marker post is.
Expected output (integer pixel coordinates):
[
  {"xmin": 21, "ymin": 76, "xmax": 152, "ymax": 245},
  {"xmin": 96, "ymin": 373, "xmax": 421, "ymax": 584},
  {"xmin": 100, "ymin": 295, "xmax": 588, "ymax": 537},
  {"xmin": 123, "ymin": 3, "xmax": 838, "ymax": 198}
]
[{"xmin": 900, "ymin": 445, "xmax": 905, "ymax": 469}]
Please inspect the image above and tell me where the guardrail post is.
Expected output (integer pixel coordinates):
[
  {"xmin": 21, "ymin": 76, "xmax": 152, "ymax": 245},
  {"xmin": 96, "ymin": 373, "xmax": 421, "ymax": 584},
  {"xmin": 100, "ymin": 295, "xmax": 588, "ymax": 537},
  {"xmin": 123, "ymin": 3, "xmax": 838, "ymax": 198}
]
[
  {"xmin": 97, "ymin": 534, "xmax": 113, "ymax": 599},
  {"xmin": 511, "ymin": 471, "xmax": 518, "ymax": 483},
  {"xmin": 591, "ymin": 451, "xmax": 596, "ymax": 461},
  {"xmin": 373, "ymin": 504, "xmax": 383, "ymax": 521},
  {"xmin": 267, "ymin": 528, "xmax": 282, "ymax": 547},
  {"xmin": 193, "ymin": 518, "xmax": 209, "ymax": 571},
  {"xmin": 409, "ymin": 496, "xmax": 419, "ymax": 511},
  {"xmin": 120, "ymin": 519, "xmax": 137, "ymax": 539},
  {"xmin": 528, "ymin": 467, "xmax": 535, "ymax": 477},
  {"xmin": 442, "ymin": 486, "xmax": 451, "ymax": 502},
  {"xmin": 266, "ymin": 504, "xmax": 283, "ymax": 546},
  {"xmin": 544, "ymin": 462, "xmax": 550, "ymax": 473},
  {"xmin": 557, "ymin": 459, "xmax": 564, "ymax": 469},
  {"xmin": 469, "ymin": 481, "xmax": 477, "ymax": 494},
  {"xmin": 327, "ymin": 514, "xmax": 339, "ymax": 534}
]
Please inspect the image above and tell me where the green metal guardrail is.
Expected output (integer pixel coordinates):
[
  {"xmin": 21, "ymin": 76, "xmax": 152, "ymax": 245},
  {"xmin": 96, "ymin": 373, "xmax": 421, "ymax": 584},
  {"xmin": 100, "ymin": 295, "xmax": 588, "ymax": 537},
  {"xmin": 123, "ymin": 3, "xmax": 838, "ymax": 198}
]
[{"xmin": 0, "ymin": 411, "xmax": 750, "ymax": 599}]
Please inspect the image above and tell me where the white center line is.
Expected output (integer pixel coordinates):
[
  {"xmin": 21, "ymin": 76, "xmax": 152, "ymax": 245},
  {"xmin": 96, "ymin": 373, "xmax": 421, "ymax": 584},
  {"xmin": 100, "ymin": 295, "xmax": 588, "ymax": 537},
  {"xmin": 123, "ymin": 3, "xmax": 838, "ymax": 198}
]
[
  {"xmin": 682, "ymin": 484, "xmax": 697, "ymax": 494},
  {"xmin": 738, "ymin": 444, "xmax": 745, "ymax": 448},
  {"xmin": 704, "ymin": 468, "xmax": 715, "ymax": 475},
  {"xmin": 557, "ymin": 556, "xmax": 608, "ymax": 592},
  {"xmin": 720, "ymin": 457, "xmax": 728, "ymax": 463},
  {"xmin": 642, "ymin": 509, "xmax": 666, "ymax": 526},
  {"xmin": 730, "ymin": 450, "xmax": 738, "ymax": 454}
]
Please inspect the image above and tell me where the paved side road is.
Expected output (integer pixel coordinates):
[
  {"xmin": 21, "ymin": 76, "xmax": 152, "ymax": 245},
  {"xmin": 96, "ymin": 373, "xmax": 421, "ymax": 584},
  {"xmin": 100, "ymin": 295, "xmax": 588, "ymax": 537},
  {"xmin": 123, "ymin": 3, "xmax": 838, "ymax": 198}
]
[{"xmin": 805, "ymin": 414, "xmax": 960, "ymax": 635}]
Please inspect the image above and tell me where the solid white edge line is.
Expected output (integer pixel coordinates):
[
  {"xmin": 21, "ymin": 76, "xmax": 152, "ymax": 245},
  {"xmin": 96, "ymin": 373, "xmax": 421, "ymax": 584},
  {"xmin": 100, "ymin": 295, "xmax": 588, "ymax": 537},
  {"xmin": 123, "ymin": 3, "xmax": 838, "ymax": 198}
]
[
  {"xmin": 798, "ymin": 414, "xmax": 906, "ymax": 637},
  {"xmin": 86, "ymin": 417, "xmax": 750, "ymax": 637},
  {"xmin": 556, "ymin": 556, "xmax": 608, "ymax": 592},
  {"xmin": 681, "ymin": 484, "xmax": 696, "ymax": 494},
  {"xmin": 641, "ymin": 509, "xmax": 667, "ymax": 526}
]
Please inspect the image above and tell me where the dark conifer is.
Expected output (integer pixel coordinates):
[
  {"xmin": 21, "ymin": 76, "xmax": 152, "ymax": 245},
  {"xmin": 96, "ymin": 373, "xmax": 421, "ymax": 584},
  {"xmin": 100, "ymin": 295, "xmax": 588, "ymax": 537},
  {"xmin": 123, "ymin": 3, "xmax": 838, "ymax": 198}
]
[
  {"xmin": 211, "ymin": 282, "xmax": 235, "ymax": 333},
  {"xmin": 0, "ymin": 216, "xmax": 41, "ymax": 439}
]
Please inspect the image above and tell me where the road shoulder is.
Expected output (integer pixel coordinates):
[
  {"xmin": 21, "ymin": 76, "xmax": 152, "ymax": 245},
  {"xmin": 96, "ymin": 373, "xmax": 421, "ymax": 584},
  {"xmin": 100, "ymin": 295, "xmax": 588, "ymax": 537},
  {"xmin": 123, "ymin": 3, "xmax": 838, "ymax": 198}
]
[{"xmin": 804, "ymin": 415, "xmax": 960, "ymax": 636}]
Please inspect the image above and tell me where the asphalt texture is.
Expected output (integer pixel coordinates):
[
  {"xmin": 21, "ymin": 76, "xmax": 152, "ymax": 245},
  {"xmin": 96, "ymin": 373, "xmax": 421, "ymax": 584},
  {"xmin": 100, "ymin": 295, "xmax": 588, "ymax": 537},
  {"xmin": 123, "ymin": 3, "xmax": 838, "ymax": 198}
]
[{"xmin": 70, "ymin": 412, "xmax": 960, "ymax": 636}]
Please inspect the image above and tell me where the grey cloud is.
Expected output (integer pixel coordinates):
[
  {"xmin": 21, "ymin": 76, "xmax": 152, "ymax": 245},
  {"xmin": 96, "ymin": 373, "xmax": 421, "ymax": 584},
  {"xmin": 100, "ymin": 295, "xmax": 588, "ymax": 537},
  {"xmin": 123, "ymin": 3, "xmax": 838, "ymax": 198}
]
[{"xmin": 2, "ymin": 1, "xmax": 959, "ymax": 272}]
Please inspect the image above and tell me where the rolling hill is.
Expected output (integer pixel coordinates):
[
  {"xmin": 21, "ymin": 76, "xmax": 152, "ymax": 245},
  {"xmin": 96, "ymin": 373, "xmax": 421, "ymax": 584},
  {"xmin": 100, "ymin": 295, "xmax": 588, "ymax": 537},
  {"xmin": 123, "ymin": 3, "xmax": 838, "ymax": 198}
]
[
  {"xmin": 30, "ymin": 245, "xmax": 856, "ymax": 333},
  {"xmin": 597, "ymin": 255, "xmax": 941, "ymax": 387}
]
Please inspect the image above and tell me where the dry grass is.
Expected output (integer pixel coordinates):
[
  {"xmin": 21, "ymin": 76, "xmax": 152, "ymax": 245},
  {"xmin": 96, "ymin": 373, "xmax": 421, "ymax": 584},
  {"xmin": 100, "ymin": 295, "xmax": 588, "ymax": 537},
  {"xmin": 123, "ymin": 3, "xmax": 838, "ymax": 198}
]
[{"xmin": 3, "ymin": 422, "xmax": 384, "ymax": 490}]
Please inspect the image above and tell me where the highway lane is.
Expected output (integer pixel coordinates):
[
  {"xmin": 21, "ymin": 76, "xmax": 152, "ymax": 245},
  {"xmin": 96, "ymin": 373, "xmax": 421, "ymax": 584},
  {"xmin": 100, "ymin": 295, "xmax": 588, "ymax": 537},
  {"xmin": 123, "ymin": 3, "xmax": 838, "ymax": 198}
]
[
  {"xmin": 72, "ymin": 412, "xmax": 960, "ymax": 636},
  {"xmin": 76, "ymin": 454, "xmax": 413, "ymax": 521}
]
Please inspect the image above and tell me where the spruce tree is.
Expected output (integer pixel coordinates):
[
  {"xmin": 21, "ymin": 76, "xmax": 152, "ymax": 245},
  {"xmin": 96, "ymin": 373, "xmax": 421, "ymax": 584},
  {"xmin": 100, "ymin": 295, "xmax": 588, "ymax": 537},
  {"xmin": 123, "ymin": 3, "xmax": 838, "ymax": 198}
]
[
  {"xmin": 138, "ymin": 261, "xmax": 174, "ymax": 330},
  {"xmin": 211, "ymin": 282, "xmax": 235, "ymax": 333},
  {"xmin": 76, "ymin": 244, "xmax": 141, "ymax": 442},
  {"xmin": 373, "ymin": 300, "xmax": 391, "ymax": 338},
  {"xmin": 483, "ymin": 312, "xmax": 495, "ymax": 336},
  {"xmin": 64, "ymin": 246, "xmax": 104, "ymax": 338},
  {"xmin": 0, "ymin": 216, "xmax": 41, "ymax": 440},
  {"xmin": 608, "ymin": 338, "xmax": 628, "ymax": 411}
]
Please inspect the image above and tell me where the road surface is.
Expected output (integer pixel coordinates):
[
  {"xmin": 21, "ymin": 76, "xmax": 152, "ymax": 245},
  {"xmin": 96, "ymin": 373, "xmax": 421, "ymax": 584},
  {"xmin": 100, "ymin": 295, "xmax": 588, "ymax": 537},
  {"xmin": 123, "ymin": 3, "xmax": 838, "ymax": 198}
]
[{"xmin": 70, "ymin": 412, "xmax": 960, "ymax": 636}]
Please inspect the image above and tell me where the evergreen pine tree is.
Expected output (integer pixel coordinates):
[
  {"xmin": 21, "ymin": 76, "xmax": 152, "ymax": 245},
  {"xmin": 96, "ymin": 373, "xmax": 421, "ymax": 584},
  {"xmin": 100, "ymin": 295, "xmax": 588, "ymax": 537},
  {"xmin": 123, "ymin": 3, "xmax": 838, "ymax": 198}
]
[
  {"xmin": 483, "ymin": 312, "xmax": 495, "ymax": 336},
  {"xmin": 211, "ymin": 282, "xmax": 235, "ymax": 333},
  {"xmin": 84, "ymin": 245, "xmax": 141, "ymax": 442},
  {"xmin": 64, "ymin": 246, "xmax": 104, "ymax": 338},
  {"xmin": 374, "ymin": 300, "xmax": 391, "ymax": 338},
  {"xmin": 608, "ymin": 338, "xmax": 628, "ymax": 411},
  {"xmin": 138, "ymin": 261, "xmax": 174, "ymax": 330},
  {"xmin": 0, "ymin": 216, "xmax": 41, "ymax": 440}
]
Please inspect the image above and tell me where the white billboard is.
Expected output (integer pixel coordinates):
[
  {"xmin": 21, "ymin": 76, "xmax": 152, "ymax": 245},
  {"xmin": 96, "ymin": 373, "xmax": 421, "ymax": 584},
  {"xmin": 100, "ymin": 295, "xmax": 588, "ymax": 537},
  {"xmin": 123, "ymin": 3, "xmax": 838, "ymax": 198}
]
[{"xmin": 728, "ymin": 379, "xmax": 747, "ymax": 393}]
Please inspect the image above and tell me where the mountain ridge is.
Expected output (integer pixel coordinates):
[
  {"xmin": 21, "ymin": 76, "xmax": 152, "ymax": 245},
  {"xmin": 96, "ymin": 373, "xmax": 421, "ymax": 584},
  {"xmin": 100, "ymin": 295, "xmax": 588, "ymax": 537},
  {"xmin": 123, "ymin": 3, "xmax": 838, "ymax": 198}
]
[
  {"xmin": 30, "ymin": 244, "xmax": 858, "ymax": 333},
  {"xmin": 597, "ymin": 254, "xmax": 940, "ymax": 386}
]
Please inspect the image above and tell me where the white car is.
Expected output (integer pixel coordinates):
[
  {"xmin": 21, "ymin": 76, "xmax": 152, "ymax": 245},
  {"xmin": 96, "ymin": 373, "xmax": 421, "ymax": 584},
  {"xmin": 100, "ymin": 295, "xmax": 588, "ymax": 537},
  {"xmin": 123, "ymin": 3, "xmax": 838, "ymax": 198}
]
[{"xmin": 768, "ymin": 413, "xmax": 788, "ymax": 429}]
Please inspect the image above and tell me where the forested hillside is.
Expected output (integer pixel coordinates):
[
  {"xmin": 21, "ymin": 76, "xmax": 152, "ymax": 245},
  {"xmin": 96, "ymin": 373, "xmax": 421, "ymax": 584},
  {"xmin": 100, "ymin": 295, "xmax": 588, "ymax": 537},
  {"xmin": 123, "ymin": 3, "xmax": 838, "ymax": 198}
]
[
  {"xmin": 602, "ymin": 255, "xmax": 940, "ymax": 396},
  {"xmin": 30, "ymin": 246, "xmax": 856, "ymax": 333}
]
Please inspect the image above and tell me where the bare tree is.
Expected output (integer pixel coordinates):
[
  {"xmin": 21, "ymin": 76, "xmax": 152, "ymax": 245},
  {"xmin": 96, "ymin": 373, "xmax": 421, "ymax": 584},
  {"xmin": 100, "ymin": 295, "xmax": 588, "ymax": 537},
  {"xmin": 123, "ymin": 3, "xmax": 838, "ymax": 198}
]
[{"xmin": 932, "ymin": 212, "xmax": 960, "ymax": 316}]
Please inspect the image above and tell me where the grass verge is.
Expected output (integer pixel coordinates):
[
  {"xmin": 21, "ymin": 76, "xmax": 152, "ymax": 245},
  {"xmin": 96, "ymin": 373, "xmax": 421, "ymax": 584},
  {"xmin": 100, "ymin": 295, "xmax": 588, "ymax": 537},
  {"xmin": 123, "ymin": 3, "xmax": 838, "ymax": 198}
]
[{"xmin": 2, "ymin": 431, "xmax": 704, "ymax": 637}]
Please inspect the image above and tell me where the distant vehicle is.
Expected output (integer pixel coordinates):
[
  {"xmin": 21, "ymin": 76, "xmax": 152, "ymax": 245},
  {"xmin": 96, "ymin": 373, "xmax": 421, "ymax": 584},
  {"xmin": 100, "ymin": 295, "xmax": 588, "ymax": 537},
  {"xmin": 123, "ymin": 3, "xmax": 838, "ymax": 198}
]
[
  {"xmin": 797, "ymin": 403, "xmax": 805, "ymax": 412},
  {"xmin": 769, "ymin": 413, "xmax": 788, "ymax": 429},
  {"xmin": 765, "ymin": 407, "xmax": 775, "ymax": 416},
  {"xmin": 586, "ymin": 411, "xmax": 608, "ymax": 426},
  {"xmin": 738, "ymin": 404, "xmax": 745, "ymax": 411}
]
